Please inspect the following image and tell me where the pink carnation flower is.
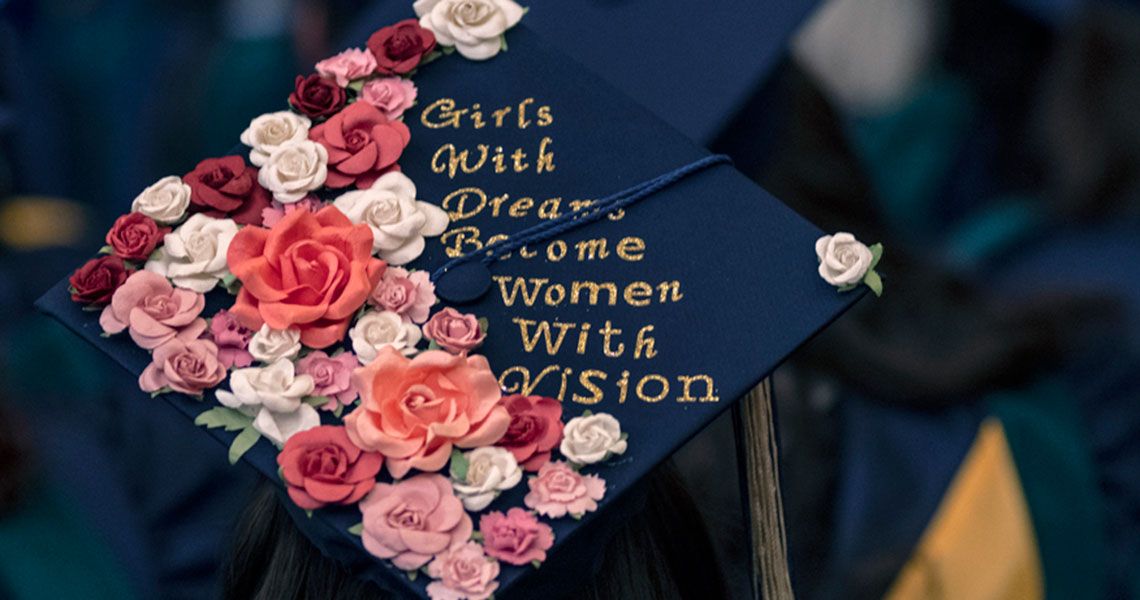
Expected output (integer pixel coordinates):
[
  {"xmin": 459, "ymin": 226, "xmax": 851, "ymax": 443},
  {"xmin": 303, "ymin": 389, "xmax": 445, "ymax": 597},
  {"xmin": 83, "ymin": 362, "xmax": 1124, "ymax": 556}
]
[
  {"xmin": 479, "ymin": 508, "xmax": 554, "ymax": 566},
  {"xmin": 139, "ymin": 338, "xmax": 227, "ymax": 396},
  {"xmin": 425, "ymin": 542, "xmax": 499, "ymax": 600},
  {"xmin": 260, "ymin": 196, "xmax": 325, "ymax": 228},
  {"xmin": 314, "ymin": 47, "xmax": 378, "ymax": 87},
  {"xmin": 99, "ymin": 270, "xmax": 206, "ymax": 349},
  {"xmin": 368, "ymin": 266, "xmax": 436, "ymax": 324},
  {"xmin": 523, "ymin": 461, "xmax": 605, "ymax": 519},
  {"xmin": 208, "ymin": 309, "xmax": 254, "ymax": 369},
  {"xmin": 360, "ymin": 77, "xmax": 418, "ymax": 121},
  {"xmin": 295, "ymin": 350, "xmax": 359, "ymax": 410},
  {"xmin": 359, "ymin": 474, "xmax": 473, "ymax": 571}
]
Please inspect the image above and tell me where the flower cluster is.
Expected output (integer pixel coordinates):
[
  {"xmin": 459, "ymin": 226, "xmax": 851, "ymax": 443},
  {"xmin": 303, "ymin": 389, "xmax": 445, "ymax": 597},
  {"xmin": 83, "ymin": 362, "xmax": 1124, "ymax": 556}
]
[{"xmin": 61, "ymin": 5, "xmax": 637, "ymax": 597}]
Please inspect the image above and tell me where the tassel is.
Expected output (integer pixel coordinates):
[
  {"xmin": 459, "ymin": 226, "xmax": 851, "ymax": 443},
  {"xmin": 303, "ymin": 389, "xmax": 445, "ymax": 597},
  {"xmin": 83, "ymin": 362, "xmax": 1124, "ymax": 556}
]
[{"xmin": 740, "ymin": 379, "xmax": 794, "ymax": 600}]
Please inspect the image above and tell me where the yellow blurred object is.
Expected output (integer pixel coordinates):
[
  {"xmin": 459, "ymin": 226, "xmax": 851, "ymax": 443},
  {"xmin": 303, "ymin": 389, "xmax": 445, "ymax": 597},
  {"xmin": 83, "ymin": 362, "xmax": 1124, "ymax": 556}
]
[
  {"xmin": 884, "ymin": 419, "xmax": 1044, "ymax": 600},
  {"xmin": 0, "ymin": 196, "xmax": 88, "ymax": 249}
]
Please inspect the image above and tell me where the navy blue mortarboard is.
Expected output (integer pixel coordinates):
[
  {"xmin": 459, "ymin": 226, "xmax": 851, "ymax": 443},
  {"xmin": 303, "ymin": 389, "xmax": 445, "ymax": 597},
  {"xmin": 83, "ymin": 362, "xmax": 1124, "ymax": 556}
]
[{"xmin": 37, "ymin": 9, "xmax": 869, "ymax": 600}]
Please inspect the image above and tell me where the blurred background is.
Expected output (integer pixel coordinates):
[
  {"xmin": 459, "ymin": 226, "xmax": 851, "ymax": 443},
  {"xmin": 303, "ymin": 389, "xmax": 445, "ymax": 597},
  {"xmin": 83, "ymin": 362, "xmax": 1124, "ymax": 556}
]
[{"xmin": 1, "ymin": 0, "xmax": 1138, "ymax": 598}]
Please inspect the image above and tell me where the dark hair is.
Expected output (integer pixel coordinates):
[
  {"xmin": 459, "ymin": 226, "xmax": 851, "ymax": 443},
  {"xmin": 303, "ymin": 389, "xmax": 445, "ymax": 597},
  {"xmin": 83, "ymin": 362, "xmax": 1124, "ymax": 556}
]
[
  {"xmin": 222, "ymin": 463, "xmax": 727, "ymax": 600},
  {"xmin": 0, "ymin": 402, "xmax": 30, "ymax": 516}
]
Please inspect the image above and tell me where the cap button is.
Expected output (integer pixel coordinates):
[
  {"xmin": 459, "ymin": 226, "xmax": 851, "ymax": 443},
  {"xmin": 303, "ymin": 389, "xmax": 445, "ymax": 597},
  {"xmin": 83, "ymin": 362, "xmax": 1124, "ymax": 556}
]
[{"xmin": 433, "ymin": 261, "xmax": 492, "ymax": 305}]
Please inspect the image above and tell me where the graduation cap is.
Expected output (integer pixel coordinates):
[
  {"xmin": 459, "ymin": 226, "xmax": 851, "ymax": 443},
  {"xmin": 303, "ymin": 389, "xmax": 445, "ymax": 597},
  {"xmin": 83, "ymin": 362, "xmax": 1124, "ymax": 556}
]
[{"xmin": 37, "ymin": 5, "xmax": 879, "ymax": 599}]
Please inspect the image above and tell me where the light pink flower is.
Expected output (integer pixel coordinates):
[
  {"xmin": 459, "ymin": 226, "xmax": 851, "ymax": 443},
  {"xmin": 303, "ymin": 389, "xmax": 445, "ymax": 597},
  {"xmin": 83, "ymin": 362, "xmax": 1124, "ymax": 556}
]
[
  {"xmin": 359, "ymin": 474, "xmax": 473, "ymax": 571},
  {"xmin": 425, "ymin": 542, "xmax": 499, "ymax": 600},
  {"xmin": 209, "ymin": 309, "xmax": 254, "ymax": 369},
  {"xmin": 295, "ymin": 350, "xmax": 359, "ymax": 410},
  {"xmin": 314, "ymin": 47, "xmax": 378, "ymax": 87},
  {"xmin": 422, "ymin": 308, "xmax": 484, "ymax": 354},
  {"xmin": 139, "ymin": 338, "xmax": 227, "ymax": 396},
  {"xmin": 260, "ymin": 196, "xmax": 325, "ymax": 228},
  {"xmin": 360, "ymin": 77, "xmax": 418, "ymax": 121},
  {"xmin": 523, "ymin": 461, "xmax": 605, "ymax": 519},
  {"xmin": 368, "ymin": 267, "xmax": 436, "ymax": 324},
  {"xmin": 100, "ymin": 270, "xmax": 206, "ymax": 349},
  {"xmin": 479, "ymin": 508, "xmax": 554, "ymax": 566}
]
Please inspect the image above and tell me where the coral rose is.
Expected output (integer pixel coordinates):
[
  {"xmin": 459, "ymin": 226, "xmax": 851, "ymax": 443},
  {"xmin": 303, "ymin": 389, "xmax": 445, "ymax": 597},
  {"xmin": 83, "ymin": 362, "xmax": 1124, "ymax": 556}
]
[
  {"xmin": 226, "ymin": 206, "xmax": 385, "ymax": 349},
  {"xmin": 344, "ymin": 347, "xmax": 509, "ymax": 478},
  {"xmin": 359, "ymin": 474, "xmax": 472, "ymax": 571},
  {"xmin": 309, "ymin": 101, "xmax": 410, "ymax": 189},
  {"xmin": 278, "ymin": 425, "xmax": 382, "ymax": 510},
  {"xmin": 139, "ymin": 338, "xmax": 227, "ymax": 396}
]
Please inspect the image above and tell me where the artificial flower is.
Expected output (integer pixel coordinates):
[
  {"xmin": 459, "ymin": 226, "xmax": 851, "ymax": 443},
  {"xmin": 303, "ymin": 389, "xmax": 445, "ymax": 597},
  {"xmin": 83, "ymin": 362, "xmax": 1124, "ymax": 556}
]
[
  {"xmin": 523, "ymin": 460, "xmax": 605, "ymax": 519},
  {"xmin": 344, "ymin": 347, "xmax": 509, "ymax": 478},
  {"xmin": 216, "ymin": 359, "xmax": 318, "ymax": 446},
  {"xmin": 479, "ymin": 508, "xmax": 554, "ymax": 566},
  {"xmin": 257, "ymin": 140, "xmax": 329, "ymax": 204},
  {"xmin": 240, "ymin": 111, "xmax": 312, "ymax": 167},
  {"xmin": 450, "ymin": 446, "xmax": 522, "ymax": 511},
  {"xmin": 99, "ymin": 270, "xmax": 207, "ymax": 349},
  {"xmin": 209, "ymin": 309, "xmax": 254, "ymax": 369},
  {"xmin": 68, "ymin": 255, "xmax": 130, "ymax": 306},
  {"xmin": 139, "ymin": 338, "xmax": 227, "ymax": 396},
  {"xmin": 260, "ymin": 196, "xmax": 325, "ymax": 227},
  {"xmin": 349, "ymin": 309, "xmax": 422, "ymax": 364},
  {"xmin": 295, "ymin": 350, "xmax": 359, "ymax": 409},
  {"xmin": 360, "ymin": 77, "xmax": 417, "ymax": 121},
  {"xmin": 559, "ymin": 412, "xmax": 627, "ymax": 466},
  {"xmin": 105, "ymin": 212, "xmax": 169, "ymax": 262},
  {"xmin": 183, "ymin": 155, "xmax": 272, "ymax": 225},
  {"xmin": 367, "ymin": 19, "xmax": 437, "ymax": 75},
  {"xmin": 815, "ymin": 232, "xmax": 884, "ymax": 296},
  {"xmin": 145, "ymin": 214, "xmax": 239, "ymax": 293},
  {"xmin": 414, "ymin": 0, "xmax": 524, "ymax": 61},
  {"xmin": 495, "ymin": 394, "xmax": 562, "ymax": 471},
  {"xmin": 289, "ymin": 74, "xmax": 347, "ymax": 119},
  {"xmin": 359, "ymin": 474, "xmax": 472, "ymax": 571},
  {"xmin": 309, "ymin": 101, "xmax": 411, "ymax": 189},
  {"xmin": 226, "ymin": 206, "xmax": 385, "ymax": 349},
  {"xmin": 368, "ymin": 266, "xmax": 436, "ymax": 324},
  {"xmin": 425, "ymin": 542, "xmax": 499, "ymax": 600},
  {"xmin": 247, "ymin": 324, "xmax": 302, "ymax": 363},
  {"xmin": 278, "ymin": 425, "xmax": 382, "ymax": 510},
  {"xmin": 314, "ymin": 47, "xmax": 378, "ymax": 87},
  {"xmin": 422, "ymin": 307, "xmax": 484, "ymax": 354},
  {"xmin": 131, "ymin": 175, "xmax": 191, "ymax": 224},
  {"xmin": 331, "ymin": 171, "xmax": 448, "ymax": 264}
]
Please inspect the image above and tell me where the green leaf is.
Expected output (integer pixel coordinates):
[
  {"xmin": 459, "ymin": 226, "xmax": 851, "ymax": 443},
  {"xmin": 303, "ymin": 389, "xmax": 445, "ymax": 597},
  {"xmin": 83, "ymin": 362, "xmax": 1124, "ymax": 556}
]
[
  {"xmin": 333, "ymin": 404, "xmax": 345, "ymax": 419},
  {"xmin": 500, "ymin": 34, "xmax": 508, "ymax": 52},
  {"xmin": 346, "ymin": 79, "xmax": 366, "ymax": 93},
  {"xmin": 471, "ymin": 531, "xmax": 484, "ymax": 542},
  {"xmin": 836, "ymin": 283, "xmax": 859, "ymax": 293},
  {"xmin": 303, "ymin": 396, "xmax": 331, "ymax": 408},
  {"xmin": 149, "ymin": 387, "xmax": 173, "ymax": 398},
  {"xmin": 228, "ymin": 427, "xmax": 261, "ymax": 465},
  {"xmin": 531, "ymin": 560, "xmax": 542, "ymax": 569},
  {"xmin": 81, "ymin": 304, "xmax": 103, "ymax": 312},
  {"xmin": 97, "ymin": 245, "xmax": 114, "ymax": 255},
  {"xmin": 441, "ymin": 45, "xmax": 455, "ymax": 55},
  {"xmin": 450, "ymin": 448, "xmax": 469, "ymax": 481},
  {"xmin": 581, "ymin": 409, "xmax": 593, "ymax": 417},
  {"xmin": 305, "ymin": 510, "xmax": 313, "ymax": 519},
  {"xmin": 571, "ymin": 513, "xmax": 582, "ymax": 521},
  {"xmin": 221, "ymin": 272, "xmax": 242, "ymax": 295},
  {"xmin": 427, "ymin": 340, "xmax": 441, "ymax": 351},
  {"xmin": 619, "ymin": 432, "xmax": 629, "ymax": 441},
  {"xmin": 195, "ymin": 406, "xmax": 254, "ymax": 432},
  {"xmin": 863, "ymin": 269, "xmax": 883, "ymax": 297},
  {"xmin": 406, "ymin": 570, "xmax": 418, "ymax": 582},
  {"xmin": 477, "ymin": 317, "xmax": 489, "ymax": 334},
  {"xmin": 347, "ymin": 522, "xmax": 364, "ymax": 536},
  {"xmin": 868, "ymin": 243, "xmax": 884, "ymax": 270}
]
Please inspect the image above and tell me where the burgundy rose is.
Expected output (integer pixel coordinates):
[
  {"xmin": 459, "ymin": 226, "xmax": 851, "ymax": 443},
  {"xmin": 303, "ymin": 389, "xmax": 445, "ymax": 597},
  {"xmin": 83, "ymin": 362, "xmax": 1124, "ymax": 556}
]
[
  {"xmin": 68, "ymin": 255, "xmax": 130, "ymax": 306},
  {"xmin": 496, "ymin": 395, "xmax": 563, "ymax": 471},
  {"xmin": 105, "ymin": 213, "xmax": 169, "ymax": 261},
  {"xmin": 278, "ymin": 425, "xmax": 383, "ymax": 510},
  {"xmin": 309, "ymin": 101, "xmax": 410, "ymax": 189},
  {"xmin": 183, "ymin": 156, "xmax": 272, "ymax": 225},
  {"xmin": 289, "ymin": 74, "xmax": 347, "ymax": 120},
  {"xmin": 422, "ymin": 307, "xmax": 485, "ymax": 354},
  {"xmin": 367, "ymin": 19, "xmax": 436, "ymax": 75}
]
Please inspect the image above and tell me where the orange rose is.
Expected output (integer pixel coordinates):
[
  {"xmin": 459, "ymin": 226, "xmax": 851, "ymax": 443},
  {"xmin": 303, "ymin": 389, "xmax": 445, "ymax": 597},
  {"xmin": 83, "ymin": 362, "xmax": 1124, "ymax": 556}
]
[
  {"xmin": 227, "ymin": 206, "xmax": 385, "ymax": 349},
  {"xmin": 345, "ymin": 347, "xmax": 509, "ymax": 478}
]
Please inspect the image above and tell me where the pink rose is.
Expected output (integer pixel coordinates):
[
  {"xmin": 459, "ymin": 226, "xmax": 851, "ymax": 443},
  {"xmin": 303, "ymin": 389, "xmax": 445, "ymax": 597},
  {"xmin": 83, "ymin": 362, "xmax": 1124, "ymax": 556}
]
[
  {"xmin": 495, "ymin": 395, "xmax": 563, "ymax": 471},
  {"xmin": 425, "ymin": 542, "xmax": 499, "ymax": 600},
  {"xmin": 315, "ymin": 47, "xmax": 378, "ymax": 87},
  {"xmin": 479, "ymin": 508, "xmax": 554, "ymax": 566},
  {"xmin": 278, "ymin": 425, "xmax": 382, "ymax": 510},
  {"xmin": 295, "ymin": 350, "xmax": 359, "ymax": 410},
  {"xmin": 344, "ymin": 348, "xmax": 508, "ymax": 478},
  {"xmin": 359, "ymin": 474, "xmax": 473, "ymax": 571},
  {"xmin": 360, "ymin": 77, "xmax": 418, "ymax": 121},
  {"xmin": 208, "ymin": 309, "xmax": 254, "ymax": 369},
  {"xmin": 368, "ymin": 266, "xmax": 436, "ymax": 324},
  {"xmin": 524, "ymin": 461, "xmax": 605, "ymax": 519},
  {"xmin": 139, "ymin": 338, "xmax": 227, "ymax": 396},
  {"xmin": 260, "ymin": 196, "xmax": 325, "ymax": 228},
  {"xmin": 422, "ymin": 308, "xmax": 485, "ymax": 354},
  {"xmin": 100, "ymin": 270, "xmax": 207, "ymax": 349}
]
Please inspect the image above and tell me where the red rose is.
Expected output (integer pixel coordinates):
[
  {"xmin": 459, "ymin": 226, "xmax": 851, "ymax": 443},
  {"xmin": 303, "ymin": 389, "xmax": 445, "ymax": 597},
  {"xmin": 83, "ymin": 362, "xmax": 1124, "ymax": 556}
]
[
  {"xmin": 183, "ymin": 156, "xmax": 272, "ymax": 225},
  {"xmin": 495, "ymin": 395, "xmax": 564, "ymax": 471},
  {"xmin": 68, "ymin": 255, "xmax": 130, "ymax": 306},
  {"xmin": 289, "ymin": 74, "xmax": 347, "ymax": 120},
  {"xmin": 105, "ymin": 212, "xmax": 169, "ymax": 261},
  {"xmin": 309, "ymin": 101, "xmax": 410, "ymax": 189},
  {"xmin": 278, "ymin": 425, "xmax": 383, "ymax": 510},
  {"xmin": 367, "ymin": 19, "xmax": 436, "ymax": 75}
]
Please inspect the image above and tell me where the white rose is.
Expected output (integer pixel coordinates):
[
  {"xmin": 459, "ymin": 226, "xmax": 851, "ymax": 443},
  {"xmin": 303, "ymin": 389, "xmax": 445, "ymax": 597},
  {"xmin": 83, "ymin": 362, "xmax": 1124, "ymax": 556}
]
[
  {"xmin": 349, "ymin": 310, "xmax": 422, "ymax": 364},
  {"xmin": 240, "ymin": 111, "xmax": 313, "ymax": 167},
  {"xmin": 131, "ymin": 175, "xmax": 191, "ymax": 224},
  {"xmin": 560, "ymin": 412, "xmax": 627, "ymax": 465},
  {"xmin": 450, "ymin": 447, "xmax": 522, "ymax": 512},
  {"xmin": 216, "ymin": 359, "xmax": 318, "ymax": 446},
  {"xmin": 145, "ymin": 214, "xmax": 238, "ymax": 292},
  {"xmin": 414, "ymin": 0, "xmax": 524, "ymax": 61},
  {"xmin": 332, "ymin": 172, "xmax": 449, "ymax": 265},
  {"xmin": 815, "ymin": 232, "xmax": 873, "ymax": 287},
  {"xmin": 248, "ymin": 325, "xmax": 302, "ymax": 363},
  {"xmin": 258, "ymin": 140, "xmax": 328, "ymax": 203}
]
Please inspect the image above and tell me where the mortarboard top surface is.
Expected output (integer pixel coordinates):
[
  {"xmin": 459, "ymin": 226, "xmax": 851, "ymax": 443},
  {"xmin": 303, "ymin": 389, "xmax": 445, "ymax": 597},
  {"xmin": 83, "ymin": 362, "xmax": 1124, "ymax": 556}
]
[
  {"xmin": 344, "ymin": 0, "xmax": 822, "ymax": 143},
  {"xmin": 37, "ymin": 19, "xmax": 861, "ymax": 599}
]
